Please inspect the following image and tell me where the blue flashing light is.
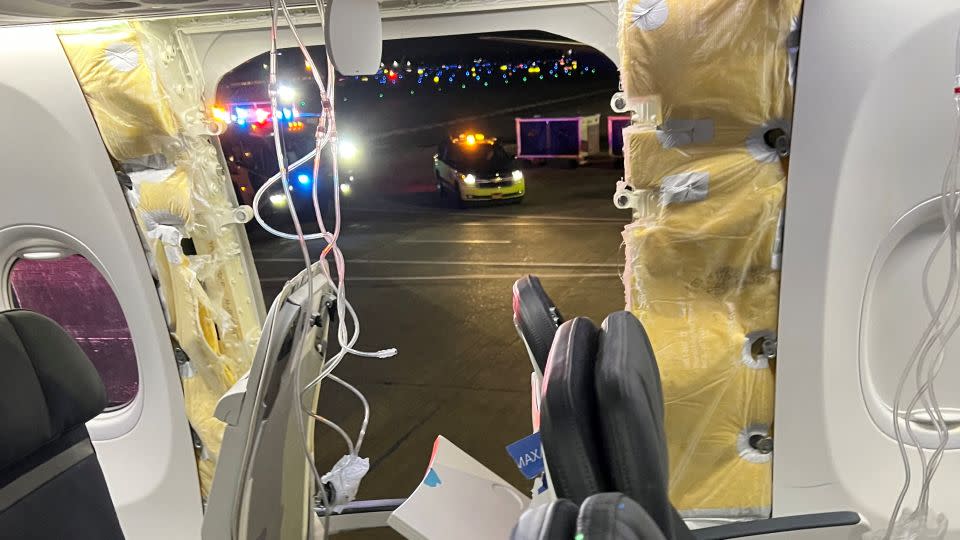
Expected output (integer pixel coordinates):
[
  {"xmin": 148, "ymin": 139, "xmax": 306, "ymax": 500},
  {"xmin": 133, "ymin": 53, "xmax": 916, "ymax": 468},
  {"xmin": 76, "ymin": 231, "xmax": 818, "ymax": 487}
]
[
  {"xmin": 282, "ymin": 108, "xmax": 292, "ymax": 120},
  {"xmin": 297, "ymin": 174, "xmax": 310, "ymax": 185}
]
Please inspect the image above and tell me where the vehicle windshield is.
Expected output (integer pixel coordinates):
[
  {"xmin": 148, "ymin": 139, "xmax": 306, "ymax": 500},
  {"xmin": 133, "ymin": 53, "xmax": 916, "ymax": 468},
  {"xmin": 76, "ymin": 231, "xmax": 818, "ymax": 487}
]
[{"xmin": 449, "ymin": 143, "xmax": 514, "ymax": 176}]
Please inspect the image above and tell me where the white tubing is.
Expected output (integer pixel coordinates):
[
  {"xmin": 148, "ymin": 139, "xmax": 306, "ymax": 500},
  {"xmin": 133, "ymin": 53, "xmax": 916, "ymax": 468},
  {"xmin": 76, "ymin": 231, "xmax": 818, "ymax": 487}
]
[
  {"xmin": 881, "ymin": 28, "xmax": 960, "ymax": 540},
  {"xmin": 256, "ymin": 2, "xmax": 396, "ymax": 538}
]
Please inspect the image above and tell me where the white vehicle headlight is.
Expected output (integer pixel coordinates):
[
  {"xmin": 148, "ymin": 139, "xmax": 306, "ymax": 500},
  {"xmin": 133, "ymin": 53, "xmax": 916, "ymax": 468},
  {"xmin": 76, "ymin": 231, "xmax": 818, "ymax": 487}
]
[
  {"xmin": 277, "ymin": 85, "xmax": 296, "ymax": 102},
  {"xmin": 463, "ymin": 174, "xmax": 476, "ymax": 185},
  {"xmin": 512, "ymin": 170, "xmax": 524, "ymax": 181},
  {"xmin": 340, "ymin": 140, "xmax": 359, "ymax": 161},
  {"xmin": 269, "ymin": 194, "xmax": 287, "ymax": 207}
]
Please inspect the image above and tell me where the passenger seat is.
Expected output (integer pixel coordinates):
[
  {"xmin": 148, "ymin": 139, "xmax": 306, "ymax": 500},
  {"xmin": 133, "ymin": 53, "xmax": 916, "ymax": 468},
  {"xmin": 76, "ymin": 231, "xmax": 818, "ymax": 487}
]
[
  {"xmin": 512, "ymin": 493, "xmax": 666, "ymax": 540},
  {"xmin": 538, "ymin": 313, "xmax": 690, "ymax": 538},
  {"xmin": 0, "ymin": 310, "xmax": 125, "ymax": 539},
  {"xmin": 512, "ymin": 275, "xmax": 564, "ymax": 377},
  {"xmin": 524, "ymin": 310, "xmax": 862, "ymax": 540}
]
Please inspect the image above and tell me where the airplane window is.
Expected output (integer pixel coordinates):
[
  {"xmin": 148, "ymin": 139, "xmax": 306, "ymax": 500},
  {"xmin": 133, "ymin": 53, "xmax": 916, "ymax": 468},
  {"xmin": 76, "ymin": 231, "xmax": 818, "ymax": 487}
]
[{"xmin": 8, "ymin": 254, "xmax": 139, "ymax": 410}]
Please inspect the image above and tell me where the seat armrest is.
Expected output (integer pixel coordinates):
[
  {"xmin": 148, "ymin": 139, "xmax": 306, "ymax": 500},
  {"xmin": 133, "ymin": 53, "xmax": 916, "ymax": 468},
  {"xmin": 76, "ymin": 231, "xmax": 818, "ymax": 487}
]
[
  {"xmin": 321, "ymin": 498, "xmax": 406, "ymax": 515},
  {"xmin": 214, "ymin": 373, "xmax": 249, "ymax": 426},
  {"xmin": 692, "ymin": 512, "xmax": 862, "ymax": 539}
]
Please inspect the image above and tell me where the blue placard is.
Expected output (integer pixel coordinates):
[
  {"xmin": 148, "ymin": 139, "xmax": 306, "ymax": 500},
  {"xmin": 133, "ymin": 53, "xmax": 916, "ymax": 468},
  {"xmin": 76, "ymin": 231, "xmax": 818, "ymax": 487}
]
[
  {"xmin": 506, "ymin": 432, "xmax": 544, "ymax": 480},
  {"xmin": 536, "ymin": 472, "xmax": 549, "ymax": 494}
]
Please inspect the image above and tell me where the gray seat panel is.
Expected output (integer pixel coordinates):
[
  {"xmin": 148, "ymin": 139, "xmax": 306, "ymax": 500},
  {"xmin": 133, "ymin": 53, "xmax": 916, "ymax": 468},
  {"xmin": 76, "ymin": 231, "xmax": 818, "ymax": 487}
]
[
  {"xmin": 513, "ymin": 275, "xmax": 563, "ymax": 376},
  {"xmin": 578, "ymin": 493, "xmax": 667, "ymax": 540},
  {"xmin": 540, "ymin": 317, "xmax": 609, "ymax": 503},
  {"xmin": 595, "ymin": 311, "xmax": 687, "ymax": 539},
  {"xmin": 0, "ymin": 310, "xmax": 124, "ymax": 539},
  {"xmin": 512, "ymin": 499, "xmax": 579, "ymax": 540}
]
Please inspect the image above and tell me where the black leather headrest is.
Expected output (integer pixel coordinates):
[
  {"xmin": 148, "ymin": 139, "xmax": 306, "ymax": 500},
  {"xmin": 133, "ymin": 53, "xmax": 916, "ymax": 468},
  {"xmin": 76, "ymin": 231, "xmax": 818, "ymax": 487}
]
[
  {"xmin": 595, "ymin": 311, "xmax": 688, "ymax": 540},
  {"xmin": 0, "ymin": 310, "xmax": 107, "ymax": 471},
  {"xmin": 513, "ymin": 275, "xmax": 563, "ymax": 375},
  {"xmin": 511, "ymin": 499, "xmax": 579, "ymax": 540},
  {"xmin": 578, "ymin": 493, "xmax": 667, "ymax": 540},
  {"xmin": 540, "ymin": 317, "xmax": 608, "ymax": 503}
]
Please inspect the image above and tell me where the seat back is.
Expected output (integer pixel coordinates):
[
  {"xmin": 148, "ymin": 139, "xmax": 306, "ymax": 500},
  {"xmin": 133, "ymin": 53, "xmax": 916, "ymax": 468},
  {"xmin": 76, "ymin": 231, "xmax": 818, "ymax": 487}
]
[
  {"xmin": 539, "ymin": 317, "xmax": 608, "ymax": 503},
  {"xmin": 594, "ymin": 311, "xmax": 691, "ymax": 540},
  {"xmin": 578, "ymin": 493, "xmax": 668, "ymax": 540},
  {"xmin": 0, "ymin": 310, "xmax": 125, "ymax": 539},
  {"xmin": 510, "ymin": 499, "xmax": 579, "ymax": 540},
  {"xmin": 512, "ymin": 275, "xmax": 563, "ymax": 376}
]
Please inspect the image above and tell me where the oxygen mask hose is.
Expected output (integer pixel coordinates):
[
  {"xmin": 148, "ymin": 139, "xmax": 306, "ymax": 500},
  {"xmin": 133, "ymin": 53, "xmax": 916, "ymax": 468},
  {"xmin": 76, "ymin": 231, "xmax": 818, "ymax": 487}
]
[{"xmin": 875, "ymin": 28, "xmax": 960, "ymax": 540}]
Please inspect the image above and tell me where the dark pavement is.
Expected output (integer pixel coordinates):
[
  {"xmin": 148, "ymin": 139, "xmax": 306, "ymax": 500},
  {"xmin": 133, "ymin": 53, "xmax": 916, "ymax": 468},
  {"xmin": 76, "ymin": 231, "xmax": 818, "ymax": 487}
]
[{"xmin": 249, "ymin": 150, "xmax": 628, "ymax": 538}]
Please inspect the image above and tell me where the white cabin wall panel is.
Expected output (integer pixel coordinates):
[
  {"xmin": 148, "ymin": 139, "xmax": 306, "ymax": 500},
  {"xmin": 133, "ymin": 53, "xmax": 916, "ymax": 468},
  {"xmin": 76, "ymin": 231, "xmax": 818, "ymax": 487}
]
[
  {"xmin": 0, "ymin": 25, "xmax": 203, "ymax": 540},
  {"xmin": 777, "ymin": 0, "xmax": 960, "ymax": 533}
]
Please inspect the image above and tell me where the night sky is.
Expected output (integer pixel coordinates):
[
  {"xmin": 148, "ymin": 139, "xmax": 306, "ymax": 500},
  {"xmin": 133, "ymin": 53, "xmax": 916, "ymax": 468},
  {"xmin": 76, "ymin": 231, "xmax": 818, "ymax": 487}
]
[{"xmin": 217, "ymin": 30, "xmax": 618, "ymax": 105}]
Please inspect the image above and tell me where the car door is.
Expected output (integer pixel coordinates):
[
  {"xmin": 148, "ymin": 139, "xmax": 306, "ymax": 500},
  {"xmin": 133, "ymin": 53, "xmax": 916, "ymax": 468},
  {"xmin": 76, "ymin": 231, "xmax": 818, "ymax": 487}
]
[{"xmin": 436, "ymin": 141, "xmax": 458, "ymax": 187}]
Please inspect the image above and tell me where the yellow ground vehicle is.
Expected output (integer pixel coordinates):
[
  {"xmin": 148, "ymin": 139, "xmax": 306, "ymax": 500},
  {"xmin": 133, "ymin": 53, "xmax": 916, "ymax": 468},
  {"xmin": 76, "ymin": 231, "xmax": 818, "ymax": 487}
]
[{"xmin": 434, "ymin": 133, "xmax": 525, "ymax": 206}]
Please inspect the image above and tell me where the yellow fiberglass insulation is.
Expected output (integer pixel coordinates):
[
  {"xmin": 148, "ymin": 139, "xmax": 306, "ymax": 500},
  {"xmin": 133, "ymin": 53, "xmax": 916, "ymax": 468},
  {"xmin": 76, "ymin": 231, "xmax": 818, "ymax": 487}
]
[
  {"xmin": 59, "ymin": 23, "xmax": 179, "ymax": 161},
  {"xmin": 153, "ymin": 243, "xmax": 235, "ymax": 499},
  {"xmin": 180, "ymin": 362, "xmax": 225, "ymax": 498},
  {"xmin": 60, "ymin": 20, "xmax": 263, "ymax": 500},
  {"xmin": 622, "ymin": 128, "xmax": 784, "ymax": 282},
  {"xmin": 625, "ymin": 261, "xmax": 779, "ymax": 516},
  {"xmin": 134, "ymin": 167, "xmax": 194, "ymax": 231},
  {"xmin": 621, "ymin": 126, "xmax": 782, "ymax": 517},
  {"xmin": 618, "ymin": 0, "xmax": 801, "ymax": 147},
  {"xmin": 132, "ymin": 168, "xmax": 240, "ymax": 499}
]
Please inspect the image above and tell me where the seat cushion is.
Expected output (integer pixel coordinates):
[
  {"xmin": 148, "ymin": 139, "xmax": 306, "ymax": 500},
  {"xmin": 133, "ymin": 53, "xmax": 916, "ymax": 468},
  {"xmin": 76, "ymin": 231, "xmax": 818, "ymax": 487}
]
[
  {"xmin": 540, "ymin": 317, "xmax": 608, "ymax": 503},
  {"xmin": 513, "ymin": 275, "xmax": 563, "ymax": 375},
  {"xmin": 577, "ymin": 493, "xmax": 666, "ymax": 540},
  {"xmin": 595, "ymin": 311, "xmax": 692, "ymax": 540},
  {"xmin": 0, "ymin": 310, "xmax": 107, "ymax": 471},
  {"xmin": 511, "ymin": 499, "xmax": 579, "ymax": 540},
  {"xmin": 0, "ymin": 425, "xmax": 124, "ymax": 540}
]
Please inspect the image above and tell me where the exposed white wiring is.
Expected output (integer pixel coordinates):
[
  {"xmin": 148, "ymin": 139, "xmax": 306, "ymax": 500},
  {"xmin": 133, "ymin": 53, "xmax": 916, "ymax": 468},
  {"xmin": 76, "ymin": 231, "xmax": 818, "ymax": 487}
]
[
  {"xmin": 257, "ymin": 1, "xmax": 396, "ymax": 538},
  {"xmin": 230, "ymin": 258, "xmax": 323, "ymax": 540},
  {"xmin": 880, "ymin": 27, "xmax": 960, "ymax": 540}
]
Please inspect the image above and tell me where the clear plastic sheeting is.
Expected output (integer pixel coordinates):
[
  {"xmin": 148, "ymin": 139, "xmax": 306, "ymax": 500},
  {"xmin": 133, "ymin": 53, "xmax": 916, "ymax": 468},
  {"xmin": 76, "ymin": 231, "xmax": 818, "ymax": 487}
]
[
  {"xmin": 58, "ymin": 24, "xmax": 179, "ymax": 161},
  {"xmin": 130, "ymin": 167, "xmax": 194, "ymax": 232},
  {"xmin": 622, "ymin": 127, "xmax": 782, "ymax": 516},
  {"xmin": 57, "ymin": 20, "xmax": 263, "ymax": 499},
  {"xmin": 618, "ymin": 0, "xmax": 801, "ymax": 147},
  {"xmin": 617, "ymin": 0, "xmax": 797, "ymax": 517},
  {"xmin": 622, "ymin": 128, "xmax": 785, "ymax": 273}
]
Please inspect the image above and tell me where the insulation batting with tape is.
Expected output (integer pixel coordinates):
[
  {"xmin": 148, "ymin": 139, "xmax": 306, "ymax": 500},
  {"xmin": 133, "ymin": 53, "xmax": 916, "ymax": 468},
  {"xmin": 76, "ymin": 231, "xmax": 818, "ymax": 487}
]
[
  {"xmin": 59, "ymin": 24, "xmax": 179, "ymax": 161},
  {"xmin": 618, "ymin": 0, "xmax": 801, "ymax": 148},
  {"xmin": 58, "ymin": 20, "xmax": 263, "ymax": 499},
  {"xmin": 635, "ymin": 301, "xmax": 776, "ymax": 516},
  {"xmin": 621, "ymin": 126, "xmax": 784, "ymax": 516}
]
